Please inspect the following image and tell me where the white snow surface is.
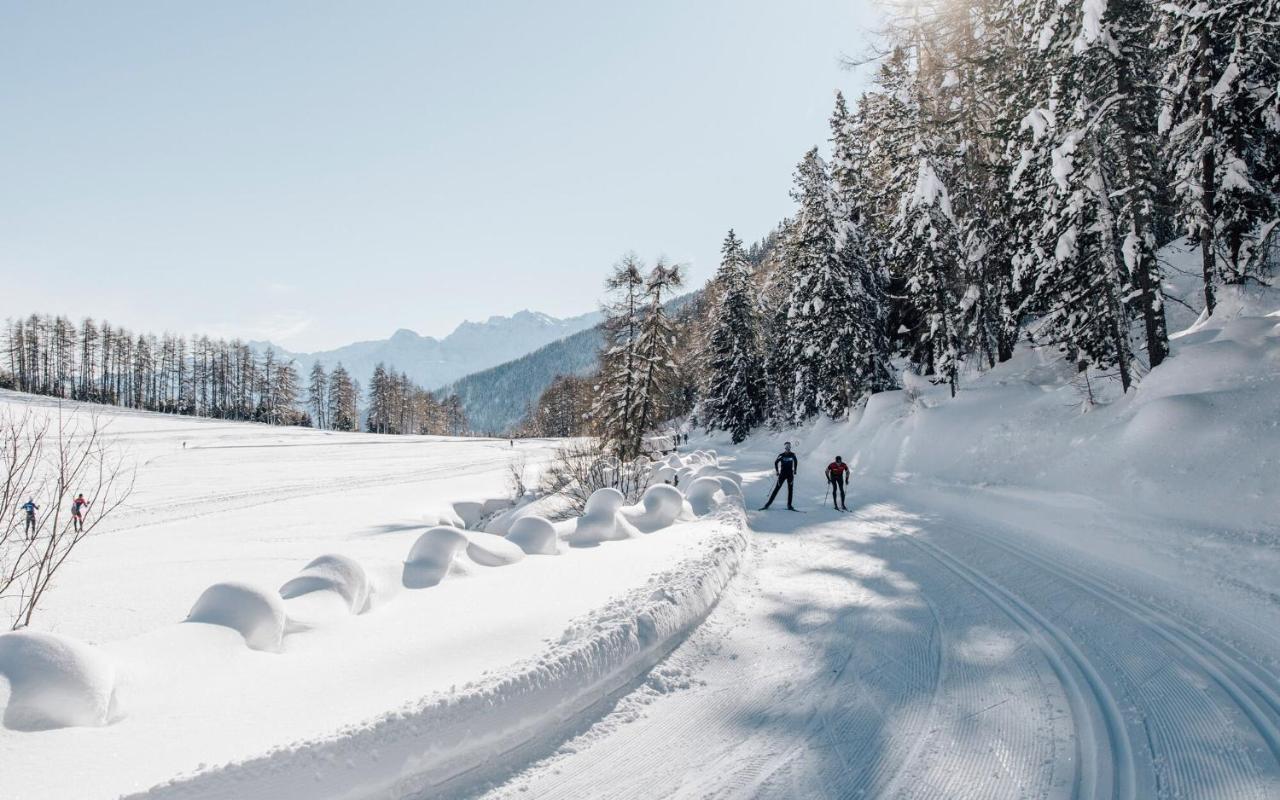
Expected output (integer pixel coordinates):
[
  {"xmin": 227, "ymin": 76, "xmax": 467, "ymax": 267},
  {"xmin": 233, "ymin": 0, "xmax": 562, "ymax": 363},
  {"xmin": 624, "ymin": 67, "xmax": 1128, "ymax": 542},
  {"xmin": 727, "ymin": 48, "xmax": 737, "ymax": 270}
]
[
  {"xmin": 5, "ymin": 242, "xmax": 1280, "ymax": 799},
  {"xmin": 473, "ymin": 245, "xmax": 1280, "ymax": 799},
  {"xmin": 0, "ymin": 398, "xmax": 746, "ymax": 799}
]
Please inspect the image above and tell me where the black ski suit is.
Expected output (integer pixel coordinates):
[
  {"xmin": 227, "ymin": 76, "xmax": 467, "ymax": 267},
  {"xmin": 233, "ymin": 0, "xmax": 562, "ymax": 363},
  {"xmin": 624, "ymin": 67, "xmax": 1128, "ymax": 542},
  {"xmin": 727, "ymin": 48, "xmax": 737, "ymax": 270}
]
[{"xmin": 762, "ymin": 451, "xmax": 799, "ymax": 509}]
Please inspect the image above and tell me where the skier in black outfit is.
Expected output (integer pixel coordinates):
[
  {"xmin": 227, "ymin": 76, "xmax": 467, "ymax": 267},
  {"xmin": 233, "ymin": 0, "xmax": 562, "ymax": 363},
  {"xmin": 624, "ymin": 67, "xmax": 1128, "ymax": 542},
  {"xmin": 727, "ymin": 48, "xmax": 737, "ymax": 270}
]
[{"xmin": 761, "ymin": 442, "xmax": 799, "ymax": 510}]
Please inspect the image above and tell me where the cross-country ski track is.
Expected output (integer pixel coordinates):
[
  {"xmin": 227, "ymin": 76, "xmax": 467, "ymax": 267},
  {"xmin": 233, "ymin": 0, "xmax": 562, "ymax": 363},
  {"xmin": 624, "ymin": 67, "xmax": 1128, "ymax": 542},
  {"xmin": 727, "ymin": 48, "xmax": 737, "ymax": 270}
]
[{"xmin": 477, "ymin": 473, "xmax": 1280, "ymax": 800}]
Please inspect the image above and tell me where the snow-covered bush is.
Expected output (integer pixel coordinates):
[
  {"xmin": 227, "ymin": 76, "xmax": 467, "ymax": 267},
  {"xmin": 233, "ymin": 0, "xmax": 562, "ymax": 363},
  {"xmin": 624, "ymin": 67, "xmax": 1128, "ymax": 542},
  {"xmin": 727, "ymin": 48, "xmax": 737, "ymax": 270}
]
[
  {"xmin": 0, "ymin": 630, "xmax": 120, "ymax": 730},
  {"xmin": 186, "ymin": 582, "xmax": 287, "ymax": 652},
  {"xmin": 279, "ymin": 554, "xmax": 372, "ymax": 614},
  {"xmin": 537, "ymin": 440, "xmax": 651, "ymax": 520},
  {"xmin": 505, "ymin": 515, "xmax": 559, "ymax": 555},
  {"xmin": 403, "ymin": 526, "xmax": 469, "ymax": 588}
]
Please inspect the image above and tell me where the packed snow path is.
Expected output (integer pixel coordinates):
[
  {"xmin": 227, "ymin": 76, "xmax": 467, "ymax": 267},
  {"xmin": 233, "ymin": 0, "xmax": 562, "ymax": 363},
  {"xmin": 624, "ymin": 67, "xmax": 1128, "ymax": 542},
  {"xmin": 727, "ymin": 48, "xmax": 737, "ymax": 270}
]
[{"xmin": 479, "ymin": 475, "xmax": 1280, "ymax": 800}]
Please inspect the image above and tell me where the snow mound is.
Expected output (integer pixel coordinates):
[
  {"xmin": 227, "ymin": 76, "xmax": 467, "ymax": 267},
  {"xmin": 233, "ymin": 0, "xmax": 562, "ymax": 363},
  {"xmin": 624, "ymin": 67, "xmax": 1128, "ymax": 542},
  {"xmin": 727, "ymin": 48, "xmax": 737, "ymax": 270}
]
[
  {"xmin": 0, "ymin": 631, "xmax": 120, "ymax": 731},
  {"xmin": 716, "ymin": 476, "xmax": 743, "ymax": 499},
  {"xmin": 279, "ymin": 554, "xmax": 372, "ymax": 614},
  {"xmin": 694, "ymin": 463, "xmax": 743, "ymax": 487},
  {"xmin": 567, "ymin": 488, "xmax": 637, "ymax": 547},
  {"xmin": 685, "ymin": 477, "xmax": 725, "ymax": 516},
  {"xmin": 453, "ymin": 498, "xmax": 512, "ymax": 529},
  {"xmin": 651, "ymin": 465, "xmax": 679, "ymax": 485},
  {"xmin": 505, "ymin": 516, "xmax": 559, "ymax": 555},
  {"xmin": 404, "ymin": 526, "xmax": 470, "ymax": 588},
  {"xmin": 464, "ymin": 532, "xmax": 526, "ymax": 566},
  {"xmin": 420, "ymin": 504, "xmax": 466, "ymax": 528},
  {"xmin": 623, "ymin": 484, "xmax": 687, "ymax": 532},
  {"xmin": 186, "ymin": 582, "xmax": 287, "ymax": 652}
]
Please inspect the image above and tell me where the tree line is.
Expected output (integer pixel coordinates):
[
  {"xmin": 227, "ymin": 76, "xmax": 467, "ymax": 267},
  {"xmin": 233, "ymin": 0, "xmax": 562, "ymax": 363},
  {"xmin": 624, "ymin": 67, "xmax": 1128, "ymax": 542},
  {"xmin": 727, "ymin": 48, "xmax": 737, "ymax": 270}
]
[
  {"xmin": 524, "ymin": 0, "xmax": 1278, "ymax": 448},
  {"xmin": 2, "ymin": 314, "xmax": 469, "ymax": 435}
]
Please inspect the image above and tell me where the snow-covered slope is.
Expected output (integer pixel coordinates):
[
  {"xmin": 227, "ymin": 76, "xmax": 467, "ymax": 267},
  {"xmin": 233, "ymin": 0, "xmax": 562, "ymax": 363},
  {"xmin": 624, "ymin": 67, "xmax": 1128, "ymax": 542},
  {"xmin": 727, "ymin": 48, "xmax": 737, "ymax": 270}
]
[
  {"xmin": 0, "ymin": 396, "xmax": 747, "ymax": 799},
  {"xmin": 473, "ymin": 246, "xmax": 1280, "ymax": 799},
  {"xmin": 257, "ymin": 309, "xmax": 602, "ymax": 390}
]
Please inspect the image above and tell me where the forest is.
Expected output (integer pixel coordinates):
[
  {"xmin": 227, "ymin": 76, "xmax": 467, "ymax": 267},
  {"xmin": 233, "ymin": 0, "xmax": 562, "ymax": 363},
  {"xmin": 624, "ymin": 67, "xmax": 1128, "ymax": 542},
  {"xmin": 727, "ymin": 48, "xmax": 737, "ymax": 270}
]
[{"xmin": 522, "ymin": 0, "xmax": 1279, "ymax": 449}]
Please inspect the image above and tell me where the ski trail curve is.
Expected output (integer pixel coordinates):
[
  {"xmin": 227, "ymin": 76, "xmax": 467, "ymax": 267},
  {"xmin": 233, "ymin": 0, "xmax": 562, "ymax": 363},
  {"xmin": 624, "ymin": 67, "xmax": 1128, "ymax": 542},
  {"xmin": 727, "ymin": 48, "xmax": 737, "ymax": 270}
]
[{"xmin": 905, "ymin": 535, "xmax": 1136, "ymax": 800}]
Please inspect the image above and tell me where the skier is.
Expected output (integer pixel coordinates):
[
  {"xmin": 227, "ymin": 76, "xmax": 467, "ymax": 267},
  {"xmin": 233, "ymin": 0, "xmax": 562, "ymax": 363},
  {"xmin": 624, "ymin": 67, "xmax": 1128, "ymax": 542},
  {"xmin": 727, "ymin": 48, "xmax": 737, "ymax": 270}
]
[
  {"xmin": 825, "ymin": 456, "xmax": 849, "ymax": 511},
  {"xmin": 760, "ymin": 442, "xmax": 799, "ymax": 511},
  {"xmin": 21, "ymin": 498, "xmax": 38, "ymax": 537},
  {"xmin": 71, "ymin": 493, "xmax": 91, "ymax": 532}
]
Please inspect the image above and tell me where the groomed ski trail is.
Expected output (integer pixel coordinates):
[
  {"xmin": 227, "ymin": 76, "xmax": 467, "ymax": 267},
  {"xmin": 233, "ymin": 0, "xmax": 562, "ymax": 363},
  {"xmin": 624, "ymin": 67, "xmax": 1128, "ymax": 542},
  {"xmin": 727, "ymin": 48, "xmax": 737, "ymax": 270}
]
[{"xmin": 476, "ymin": 477, "xmax": 1280, "ymax": 800}]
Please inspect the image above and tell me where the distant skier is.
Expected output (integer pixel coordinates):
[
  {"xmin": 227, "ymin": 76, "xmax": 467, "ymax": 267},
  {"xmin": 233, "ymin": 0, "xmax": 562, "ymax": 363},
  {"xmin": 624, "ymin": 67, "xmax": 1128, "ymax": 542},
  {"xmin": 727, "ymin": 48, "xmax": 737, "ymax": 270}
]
[
  {"xmin": 21, "ymin": 498, "xmax": 38, "ymax": 537},
  {"xmin": 760, "ymin": 442, "xmax": 799, "ymax": 511},
  {"xmin": 825, "ymin": 456, "xmax": 849, "ymax": 511},
  {"xmin": 71, "ymin": 493, "xmax": 91, "ymax": 532}
]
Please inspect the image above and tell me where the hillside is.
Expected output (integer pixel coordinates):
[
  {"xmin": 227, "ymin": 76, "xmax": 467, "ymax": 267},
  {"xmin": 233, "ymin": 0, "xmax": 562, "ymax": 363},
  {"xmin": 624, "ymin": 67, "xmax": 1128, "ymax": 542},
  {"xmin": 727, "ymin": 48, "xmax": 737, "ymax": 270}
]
[
  {"xmin": 443, "ymin": 290, "xmax": 703, "ymax": 434},
  {"xmin": 441, "ymin": 325, "xmax": 605, "ymax": 434}
]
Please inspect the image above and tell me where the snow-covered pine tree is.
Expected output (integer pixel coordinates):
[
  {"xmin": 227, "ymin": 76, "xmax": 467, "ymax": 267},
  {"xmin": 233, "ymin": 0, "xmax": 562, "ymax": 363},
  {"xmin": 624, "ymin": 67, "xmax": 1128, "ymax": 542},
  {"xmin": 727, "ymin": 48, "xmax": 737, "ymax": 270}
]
[
  {"xmin": 592, "ymin": 255, "xmax": 646, "ymax": 457},
  {"xmin": 1161, "ymin": 1, "xmax": 1280, "ymax": 307},
  {"xmin": 702, "ymin": 230, "xmax": 766, "ymax": 443},
  {"xmin": 776, "ymin": 147, "xmax": 869, "ymax": 419},
  {"xmin": 328, "ymin": 363, "xmax": 359, "ymax": 431},
  {"xmin": 307, "ymin": 362, "xmax": 328, "ymax": 430},
  {"xmin": 829, "ymin": 92, "xmax": 897, "ymax": 394},
  {"xmin": 627, "ymin": 260, "xmax": 684, "ymax": 456}
]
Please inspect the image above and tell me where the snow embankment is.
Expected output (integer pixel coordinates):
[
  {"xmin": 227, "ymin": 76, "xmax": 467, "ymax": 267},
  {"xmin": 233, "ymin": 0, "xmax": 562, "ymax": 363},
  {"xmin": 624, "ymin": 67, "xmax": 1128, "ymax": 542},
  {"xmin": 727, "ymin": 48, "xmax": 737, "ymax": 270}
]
[
  {"xmin": 136, "ymin": 504, "xmax": 747, "ymax": 799},
  {"xmin": 764, "ymin": 251, "xmax": 1279, "ymax": 533}
]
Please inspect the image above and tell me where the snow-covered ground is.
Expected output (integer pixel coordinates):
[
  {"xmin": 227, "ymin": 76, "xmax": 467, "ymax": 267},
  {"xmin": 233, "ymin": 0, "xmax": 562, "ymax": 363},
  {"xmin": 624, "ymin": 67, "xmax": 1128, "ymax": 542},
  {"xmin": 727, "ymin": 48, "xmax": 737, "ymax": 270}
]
[
  {"xmin": 4, "ymin": 247, "xmax": 1279, "ymax": 799},
  {"xmin": 475, "ymin": 255, "xmax": 1280, "ymax": 798},
  {"xmin": 0, "ymin": 397, "xmax": 747, "ymax": 799}
]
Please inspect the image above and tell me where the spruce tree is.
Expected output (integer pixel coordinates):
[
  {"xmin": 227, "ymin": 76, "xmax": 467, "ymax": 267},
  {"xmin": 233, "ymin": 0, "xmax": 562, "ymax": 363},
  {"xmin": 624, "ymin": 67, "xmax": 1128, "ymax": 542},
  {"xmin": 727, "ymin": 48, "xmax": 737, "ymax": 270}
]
[
  {"xmin": 778, "ymin": 147, "xmax": 867, "ymax": 419},
  {"xmin": 703, "ymin": 230, "xmax": 766, "ymax": 443}
]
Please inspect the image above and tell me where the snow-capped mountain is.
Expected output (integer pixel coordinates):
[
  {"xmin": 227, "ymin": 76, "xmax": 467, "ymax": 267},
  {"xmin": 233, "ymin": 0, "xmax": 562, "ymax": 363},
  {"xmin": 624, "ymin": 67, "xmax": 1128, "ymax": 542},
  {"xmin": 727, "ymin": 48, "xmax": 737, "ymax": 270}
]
[{"xmin": 257, "ymin": 310, "xmax": 602, "ymax": 390}]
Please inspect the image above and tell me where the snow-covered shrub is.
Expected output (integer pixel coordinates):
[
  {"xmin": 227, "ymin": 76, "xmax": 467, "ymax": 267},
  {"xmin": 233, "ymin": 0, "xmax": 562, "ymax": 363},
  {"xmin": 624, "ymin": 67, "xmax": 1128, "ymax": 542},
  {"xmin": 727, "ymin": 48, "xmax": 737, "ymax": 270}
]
[
  {"xmin": 567, "ymin": 488, "xmax": 638, "ymax": 546},
  {"xmin": 685, "ymin": 477, "xmax": 725, "ymax": 516},
  {"xmin": 537, "ymin": 440, "xmax": 651, "ymax": 520},
  {"xmin": 505, "ymin": 515, "xmax": 559, "ymax": 555},
  {"xmin": 186, "ymin": 582, "xmax": 287, "ymax": 652},
  {"xmin": 403, "ymin": 526, "xmax": 469, "ymax": 588},
  {"xmin": 622, "ymin": 484, "xmax": 686, "ymax": 532},
  {"xmin": 464, "ymin": 532, "xmax": 526, "ymax": 566},
  {"xmin": 0, "ymin": 630, "xmax": 120, "ymax": 730},
  {"xmin": 279, "ymin": 554, "xmax": 372, "ymax": 614}
]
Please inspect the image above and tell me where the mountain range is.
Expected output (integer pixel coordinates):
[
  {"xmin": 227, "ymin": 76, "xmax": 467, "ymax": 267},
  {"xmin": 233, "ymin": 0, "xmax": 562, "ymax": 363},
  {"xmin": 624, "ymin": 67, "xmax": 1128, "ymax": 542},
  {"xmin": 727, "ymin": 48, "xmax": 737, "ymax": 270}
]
[{"xmin": 256, "ymin": 309, "xmax": 602, "ymax": 391}]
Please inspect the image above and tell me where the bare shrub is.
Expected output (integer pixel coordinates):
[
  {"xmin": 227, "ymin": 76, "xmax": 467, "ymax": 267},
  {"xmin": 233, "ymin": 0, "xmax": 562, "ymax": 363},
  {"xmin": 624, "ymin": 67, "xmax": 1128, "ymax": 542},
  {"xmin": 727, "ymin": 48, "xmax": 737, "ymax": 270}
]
[
  {"xmin": 1, "ymin": 407, "xmax": 134, "ymax": 629},
  {"xmin": 506, "ymin": 452, "xmax": 529, "ymax": 500},
  {"xmin": 537, "ymin": 439, "xmax": 651, "ymax": 520}
]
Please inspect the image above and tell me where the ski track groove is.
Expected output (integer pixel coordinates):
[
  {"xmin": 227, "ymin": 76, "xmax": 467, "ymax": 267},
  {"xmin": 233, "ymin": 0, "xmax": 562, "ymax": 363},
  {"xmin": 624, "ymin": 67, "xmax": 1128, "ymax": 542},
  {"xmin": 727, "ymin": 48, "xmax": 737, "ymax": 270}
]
[
  {"xmin": 905, "ymin": 535, "xmax": 1137, "ymax": 800},
  {"xmin": 951, "ymin": 522, "xmax": 1280, "ymax": 797}
]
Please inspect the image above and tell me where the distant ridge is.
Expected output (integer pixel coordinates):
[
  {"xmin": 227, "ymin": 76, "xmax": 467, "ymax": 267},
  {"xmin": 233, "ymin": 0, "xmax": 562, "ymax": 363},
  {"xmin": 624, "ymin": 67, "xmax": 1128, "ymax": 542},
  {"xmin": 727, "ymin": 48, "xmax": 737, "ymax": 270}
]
[{"xmin": 254, "ymin": 309, "xmax": 602, "ymax": 390}]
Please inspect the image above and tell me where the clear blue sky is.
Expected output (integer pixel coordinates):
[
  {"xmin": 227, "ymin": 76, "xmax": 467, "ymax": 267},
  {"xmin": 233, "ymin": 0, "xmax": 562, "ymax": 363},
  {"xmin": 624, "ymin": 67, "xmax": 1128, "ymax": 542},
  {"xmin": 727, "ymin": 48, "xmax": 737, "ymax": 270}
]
[{"xmin": 1, "ymin": 1, "xmax": 880, "ymax": 351}]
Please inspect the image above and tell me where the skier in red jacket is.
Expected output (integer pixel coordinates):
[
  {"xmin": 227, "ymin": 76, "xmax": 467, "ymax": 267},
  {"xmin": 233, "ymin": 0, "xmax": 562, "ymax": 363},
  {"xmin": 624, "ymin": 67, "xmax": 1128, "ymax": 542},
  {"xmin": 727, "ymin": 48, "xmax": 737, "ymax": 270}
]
[{"xmin": 825, "ymin": 456, "xmax": 849, "ymax": 511}]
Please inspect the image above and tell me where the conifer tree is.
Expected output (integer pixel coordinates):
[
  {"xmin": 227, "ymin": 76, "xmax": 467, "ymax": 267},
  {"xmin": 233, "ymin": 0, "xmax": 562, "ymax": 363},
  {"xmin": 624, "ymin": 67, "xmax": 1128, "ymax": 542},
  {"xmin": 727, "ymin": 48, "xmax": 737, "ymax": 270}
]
[{"xmin": 702, "ymin": 230, "xmax": 765, "ymax": 443}]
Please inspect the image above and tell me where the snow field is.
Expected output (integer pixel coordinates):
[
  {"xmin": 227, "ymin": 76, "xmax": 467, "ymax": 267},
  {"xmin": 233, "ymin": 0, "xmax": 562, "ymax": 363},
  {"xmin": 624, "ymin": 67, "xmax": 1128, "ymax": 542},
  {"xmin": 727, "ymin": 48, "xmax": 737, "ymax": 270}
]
[
  {"xmin": 126, "ymin": 452, "xmax": 748, "ymax": 799},
  {"xmin": 0, "ymin": 409, "xmax": 750, "ymax": 799}
]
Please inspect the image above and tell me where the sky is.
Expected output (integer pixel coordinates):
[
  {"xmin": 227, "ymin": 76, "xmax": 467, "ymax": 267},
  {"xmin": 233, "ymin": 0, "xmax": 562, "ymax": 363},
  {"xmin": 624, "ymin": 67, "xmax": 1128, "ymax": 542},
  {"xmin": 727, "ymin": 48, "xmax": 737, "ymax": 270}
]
[{"xmin": 1, "ymin": 1, "xmax": 880, "ymax": 352}]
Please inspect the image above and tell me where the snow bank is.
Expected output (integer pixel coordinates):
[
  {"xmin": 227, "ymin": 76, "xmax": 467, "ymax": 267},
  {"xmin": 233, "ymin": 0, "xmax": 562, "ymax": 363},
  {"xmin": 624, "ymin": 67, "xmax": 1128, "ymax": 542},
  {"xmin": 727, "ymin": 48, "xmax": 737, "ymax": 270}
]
[
  {"xmin": 403, "ymin": 526, "xmax": 470, "ymax": 588},
  {"xmin": 135, "ymin": 505, "xmax": 750, "ymax": 800},
  {"xmin": 0, "ymin": 631, "xmax": 120, "ymax": 731},
  {"xmin": 566, "ymin": 488, "xmax": 638, "ymax": 546},
  {"xmin": 464, "ymin": 531, "xmax": 527, "ymax": 566},
  {"xmin": 186, "ymin": 582, "xmax": 287, "ymax": 653},
  {"xmin": 278, "ymin": 554, "xmax": 372, "ymax": 614},
  {"xmin": 622, "ymin": 484, "xmax": 687, "ymax": 532},
  {"xmin": 685, "ymin": 476, "xmax": 725, "ymax": 516},
  {"xmin": 763, "ymin": 243, "xmax": 1280, "ymax": 532},
  {"xmin": 504, "ymin": 515, "xmax": 559, "ymax": 555}
]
